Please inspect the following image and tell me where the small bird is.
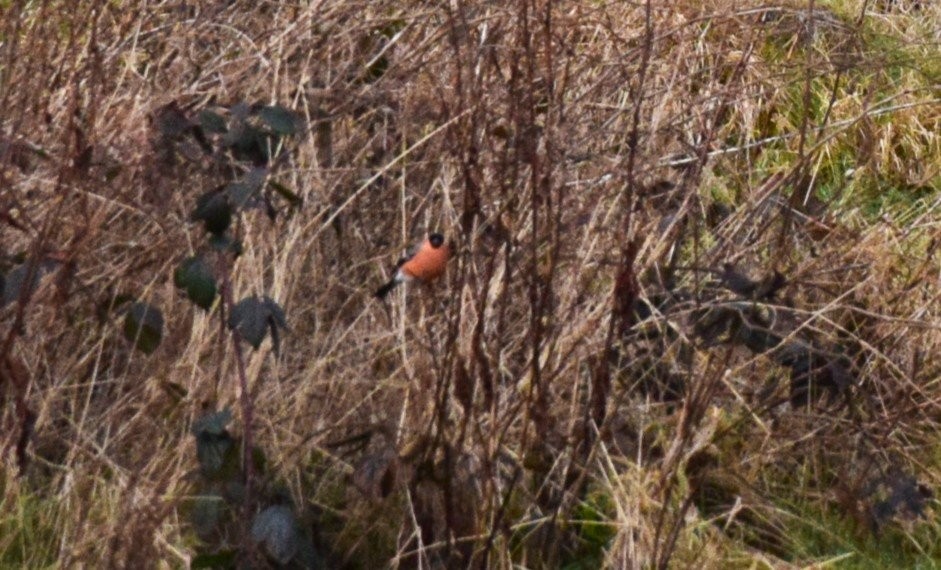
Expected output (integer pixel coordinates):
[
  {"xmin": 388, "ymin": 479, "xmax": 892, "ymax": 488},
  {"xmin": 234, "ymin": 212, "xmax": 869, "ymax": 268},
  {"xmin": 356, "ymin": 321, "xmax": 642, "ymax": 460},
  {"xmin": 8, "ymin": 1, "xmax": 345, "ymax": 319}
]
[{"xmin": 375, "ymin": 233, "xmax": 451, "ymax": 299}]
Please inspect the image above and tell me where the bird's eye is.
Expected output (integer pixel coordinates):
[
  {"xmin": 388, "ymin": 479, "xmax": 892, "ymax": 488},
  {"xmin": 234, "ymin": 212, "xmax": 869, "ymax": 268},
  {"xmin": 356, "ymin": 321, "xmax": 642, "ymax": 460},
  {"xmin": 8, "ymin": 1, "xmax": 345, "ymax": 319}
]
[{"xmin": 429, "ymin": 233, "xmax": 445, "ymax": 247}]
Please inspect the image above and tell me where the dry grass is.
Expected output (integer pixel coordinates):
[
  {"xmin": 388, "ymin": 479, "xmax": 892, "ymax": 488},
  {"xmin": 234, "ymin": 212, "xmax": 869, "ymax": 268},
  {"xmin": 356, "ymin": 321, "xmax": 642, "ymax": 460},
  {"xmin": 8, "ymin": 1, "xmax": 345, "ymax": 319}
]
[{"xmin": 1, "ymin": 0, "xmax": 940, "ymax": 568}]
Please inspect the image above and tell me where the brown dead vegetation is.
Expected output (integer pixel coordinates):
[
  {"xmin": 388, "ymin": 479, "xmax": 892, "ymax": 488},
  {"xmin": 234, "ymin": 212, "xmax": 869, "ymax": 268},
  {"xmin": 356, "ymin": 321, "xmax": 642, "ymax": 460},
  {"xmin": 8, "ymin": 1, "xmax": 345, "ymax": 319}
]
[{"xmin": 2, "ymin": 0, "xmax": 940, "ymax": 568}]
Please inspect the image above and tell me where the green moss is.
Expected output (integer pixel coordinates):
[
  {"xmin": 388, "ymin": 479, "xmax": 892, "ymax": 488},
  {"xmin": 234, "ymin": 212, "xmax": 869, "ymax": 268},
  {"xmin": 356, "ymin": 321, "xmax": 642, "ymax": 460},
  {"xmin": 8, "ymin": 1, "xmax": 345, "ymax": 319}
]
[{"xmin": 560, "ymin": 490, "xmax": 618, "ymax": 569}]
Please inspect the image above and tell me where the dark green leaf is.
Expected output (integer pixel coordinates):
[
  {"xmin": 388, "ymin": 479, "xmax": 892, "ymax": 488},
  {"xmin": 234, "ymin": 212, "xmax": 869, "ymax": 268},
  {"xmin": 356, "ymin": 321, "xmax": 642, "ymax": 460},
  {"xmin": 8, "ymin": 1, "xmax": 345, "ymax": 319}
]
[
  {"xmin": 191, "ymin": 493, "xmax": 226, "ymax": 539},
  {"xmin": 249, "ymin": 446, "xmax": 268, "ymax": 478},
  {"xmin": 268, "ymin": 179, "xmax": 303, "ymax": 208},
  {"xmin": 192, "ymin": 190, "xmax": 232, "ymax": 235},
  {"xmin": 263, "ymin": 195, "xmax": 277, "ymax": 221},
  {"xmin": 198, "ymin": 109, "xmax": 228, "ymax": 134},
  {"xmin": 208, "ymin": 233, "xmax": 243, "ymax": 255},
  {"xmin": 227, "ymin": 296, "xmax": 288, "ymax": 351},
  {"xmin": 195, "ymin": 431, "xmax": 236, "ymax": 479},
  {"xmin": 174, "ymin": 256, "xmax": 217, "ymax": 310},
  {"xmin": 295, "ymin": 534, "xmax": 327, "ymax": 570},
  {"xmin": 193, "ymin": 409, "xmax": 232, "ymax": 436},
  {"xmin": 224, "ymin": 480, "xmax": 246, "ymax": 504},
  {"xmin": 230, "ymin": 101, "xmax": 252, "ymax": 122},
  {"xmin": 258, "ymin": 105, "xmax": 301, "ymax": 136},
  {"xmin": 1, "ymin": 259, "xmax": 58, "ymax": 308},
  {"xmin": 224, "ymin": 182, "xmax": 254, "ymax": 209},
  {"xmin": 154, "ymin": 102, "xmax": 192, "ymax": 138},
  {"xmin": 191, "ymin": 550, "xmax": 237, "ymax": 569},
  {"xmin": 96, "ymin": 292, "xmax": 135, "ymax": 323},
  {"xmin": 191, "ymin": 127, "xmax": 213, "ymax": 155},
  {"xmin": 225, "ymin": 124, "xmax": 271, "ymax": 166},
  {"xmin": 122, "ymin": 302, "xmax": 163, "ymax": 354},
  {"xmin": 266, "ymin": 297, "xmax": 288, "ymax": 329},
  {"xmin": 251, "ymin": 505, "xmax": 299, "ymax": 564},
  {"xmin": 192, "ymin": 409, "xmax": 238, "ymax": 479},
  {"xmin": 266, "ymin": 297, "xmax": 287, "ymax": 355},
  {"xmin": 110, "ymin": 293, "xmax": 136, "ymax": 308},
  {"xmin": 225, "ymin": 167, "xmax": 267, "ymax": 209}
]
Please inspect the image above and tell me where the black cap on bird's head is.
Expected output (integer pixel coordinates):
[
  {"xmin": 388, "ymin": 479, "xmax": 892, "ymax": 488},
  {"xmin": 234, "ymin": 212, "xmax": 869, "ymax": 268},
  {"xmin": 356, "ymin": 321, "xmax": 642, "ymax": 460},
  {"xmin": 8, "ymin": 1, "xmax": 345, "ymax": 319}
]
[{"xmin": 429, "ymin": 233, "xmax": 445, "ymax": 248}]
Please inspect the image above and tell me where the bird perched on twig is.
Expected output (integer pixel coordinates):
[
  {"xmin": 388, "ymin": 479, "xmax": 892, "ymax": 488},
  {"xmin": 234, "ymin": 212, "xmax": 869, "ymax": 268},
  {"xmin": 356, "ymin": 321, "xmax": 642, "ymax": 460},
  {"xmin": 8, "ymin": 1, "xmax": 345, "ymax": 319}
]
[{"xmin": 374, "ymin": 233, "xmax": 451, "ymax": 299}]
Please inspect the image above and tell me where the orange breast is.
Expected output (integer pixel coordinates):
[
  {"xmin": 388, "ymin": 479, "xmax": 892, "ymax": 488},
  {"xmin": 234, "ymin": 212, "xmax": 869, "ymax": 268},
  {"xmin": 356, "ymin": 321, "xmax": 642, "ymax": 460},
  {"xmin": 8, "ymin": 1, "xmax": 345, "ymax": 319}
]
[{"xmin": 400, "ymin": 240, "xmax": 450, "ymax": 282}]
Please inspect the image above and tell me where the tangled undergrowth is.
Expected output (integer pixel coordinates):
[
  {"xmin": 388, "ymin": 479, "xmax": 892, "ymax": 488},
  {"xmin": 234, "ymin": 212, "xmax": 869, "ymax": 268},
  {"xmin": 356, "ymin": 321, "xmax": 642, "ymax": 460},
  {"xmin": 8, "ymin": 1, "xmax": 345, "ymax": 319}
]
[{"xmin": 2, "ymin": 0, "xmax": 940, "ymax": 568}]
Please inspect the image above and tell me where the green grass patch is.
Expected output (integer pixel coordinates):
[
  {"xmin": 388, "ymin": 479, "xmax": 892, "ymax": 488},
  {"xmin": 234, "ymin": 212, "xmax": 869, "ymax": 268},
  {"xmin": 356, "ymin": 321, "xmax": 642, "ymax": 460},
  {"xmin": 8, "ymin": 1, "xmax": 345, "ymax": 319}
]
[
  {"xmin": 0, "ymin": 489, "xmax": 60, "ymax": 568},
  {"xmin": 780, "ymin": 499, "xmax": 941, "ymax": 568}
]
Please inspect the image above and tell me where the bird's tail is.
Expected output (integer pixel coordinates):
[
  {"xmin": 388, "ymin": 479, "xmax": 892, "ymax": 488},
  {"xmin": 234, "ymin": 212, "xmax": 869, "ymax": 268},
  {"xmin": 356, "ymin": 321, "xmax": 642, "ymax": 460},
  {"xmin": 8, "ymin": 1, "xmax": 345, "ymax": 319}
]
[{"xmin": 374, "ymin": 279, "xmax": 399, "ymax": 299}]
